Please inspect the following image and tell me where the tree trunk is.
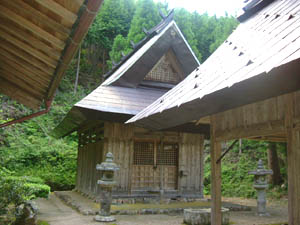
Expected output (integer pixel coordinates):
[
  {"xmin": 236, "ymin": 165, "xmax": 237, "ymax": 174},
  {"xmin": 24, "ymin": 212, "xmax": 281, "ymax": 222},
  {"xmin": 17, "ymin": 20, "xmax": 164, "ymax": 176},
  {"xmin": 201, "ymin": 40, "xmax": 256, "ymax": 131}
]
[
  {"xmin": 267, "ymin": 142, "xmax": 283, "ymax": 185},
  {"xmin": 74, "ymin": 45, "xmax": 81, "ymax": 94}
]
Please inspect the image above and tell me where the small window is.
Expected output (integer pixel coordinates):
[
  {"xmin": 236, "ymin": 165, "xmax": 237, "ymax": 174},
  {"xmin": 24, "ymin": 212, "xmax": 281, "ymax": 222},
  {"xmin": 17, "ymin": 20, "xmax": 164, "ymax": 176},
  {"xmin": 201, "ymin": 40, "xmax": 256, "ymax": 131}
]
[
  {"xmin": 157, "ymin": 143, "xmax": 178, "ymax": 166},
  {"xmin": 133, "ymin": 141, "xmax": 154, "ymax": 165}
]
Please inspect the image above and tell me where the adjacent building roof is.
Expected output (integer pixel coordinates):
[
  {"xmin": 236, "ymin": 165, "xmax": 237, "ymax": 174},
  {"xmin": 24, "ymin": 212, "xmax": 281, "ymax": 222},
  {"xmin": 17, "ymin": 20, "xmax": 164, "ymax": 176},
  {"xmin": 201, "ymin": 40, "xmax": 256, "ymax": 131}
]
[
  {"xmin": 128, "ymin": 0, "xmax": 300, "ymax": 130},
  {"xmin": 53, "ymin": 14, "xmax": 200, "ymax": 138},
  {"xmin": 0, "ymin": 0, "xmax": 103, "ymax": 109}
]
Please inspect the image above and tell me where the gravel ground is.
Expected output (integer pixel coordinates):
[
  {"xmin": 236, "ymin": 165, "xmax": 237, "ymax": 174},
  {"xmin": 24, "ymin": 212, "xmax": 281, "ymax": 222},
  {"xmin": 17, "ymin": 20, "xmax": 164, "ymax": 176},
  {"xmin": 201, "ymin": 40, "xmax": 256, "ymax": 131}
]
[{"xmin": 36, "ymin": 194, "xmax": 288, "ymax": 225}]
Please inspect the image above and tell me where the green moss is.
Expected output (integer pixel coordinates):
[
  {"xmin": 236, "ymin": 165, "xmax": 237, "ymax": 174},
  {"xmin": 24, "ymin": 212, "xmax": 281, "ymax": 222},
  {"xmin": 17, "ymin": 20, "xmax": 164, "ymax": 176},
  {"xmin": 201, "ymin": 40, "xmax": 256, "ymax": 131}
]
[
  {"xmin": 37, "ymin": 220, "xmax": 50, "ymax": 225},
  {"xmin": 111, "ymin": 201, "xmax": 211, "ymax": 211}
]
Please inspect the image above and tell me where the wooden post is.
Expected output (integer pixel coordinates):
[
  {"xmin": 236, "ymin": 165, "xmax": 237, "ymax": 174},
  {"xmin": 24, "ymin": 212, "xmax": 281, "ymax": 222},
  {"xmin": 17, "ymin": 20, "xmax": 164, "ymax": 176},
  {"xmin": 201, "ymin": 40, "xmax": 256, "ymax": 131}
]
[
  {"xmin": 210, "ymin": 115, "xmax": 222, "ymax": 225},
  {"xmin": 285, "ymin": 94, "xmax": 300, "ymax": 225}
]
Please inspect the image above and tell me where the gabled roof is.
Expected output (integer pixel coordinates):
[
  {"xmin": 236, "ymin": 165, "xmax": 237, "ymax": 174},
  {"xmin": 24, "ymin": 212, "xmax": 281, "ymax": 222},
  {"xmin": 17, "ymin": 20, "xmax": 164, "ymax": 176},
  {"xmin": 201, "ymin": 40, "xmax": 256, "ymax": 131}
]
[
  {"xmin": 128, "ymin": 0, "xmax": 300, "ymax": 130},
  {"xmin": 0, "ymin": 0, "xmax": 103, "ymax": 109},
  {"xmin": 52, "ymin": 14, "xmax": 200, "ymax": 138},
  {"xmin": 102, "ymin": 13, "xmax": 200, "ymax": 87}
]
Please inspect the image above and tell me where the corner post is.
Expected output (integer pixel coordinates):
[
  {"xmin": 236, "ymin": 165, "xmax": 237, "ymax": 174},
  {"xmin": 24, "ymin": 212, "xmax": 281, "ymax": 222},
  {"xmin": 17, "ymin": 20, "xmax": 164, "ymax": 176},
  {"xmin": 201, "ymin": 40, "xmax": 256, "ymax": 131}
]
[
  {"xmin": 285, "ymin": 94, "xmax": 300, "ymax": 225},
  {"xmin": 210, "ymin": 115, "xmax": 222, "ymax": 225}
]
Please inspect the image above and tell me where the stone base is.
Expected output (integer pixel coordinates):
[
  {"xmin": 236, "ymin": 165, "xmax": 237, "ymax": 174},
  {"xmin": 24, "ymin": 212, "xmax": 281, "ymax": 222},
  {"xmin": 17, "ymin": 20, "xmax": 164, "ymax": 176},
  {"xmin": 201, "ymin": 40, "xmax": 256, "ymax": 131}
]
[
  {"xmin": 183, "ymin": 208, "xmax": 230, "ymax": 225},
  {"xmin": 257, "ymin": 212, "xmax": 270, "ymax": 217},
  {"xmin": 94, "ymin": 215, "xmax": 116, "ymax": 222}
]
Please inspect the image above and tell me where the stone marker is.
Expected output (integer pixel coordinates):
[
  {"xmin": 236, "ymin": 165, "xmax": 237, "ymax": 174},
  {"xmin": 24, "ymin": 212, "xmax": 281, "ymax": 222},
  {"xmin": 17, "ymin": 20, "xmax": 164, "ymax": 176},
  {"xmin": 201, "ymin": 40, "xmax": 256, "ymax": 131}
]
[
  {"xmin": 183, "ymin": 208, "xmax": 230, "ymax": 225},
  {"xmin": 248, "ymin": 159, "xmax": 273, "ymax": 216},
  {"xmin": 95, "ymin": 152, "xmax": 119, "ymax": 222},
  {"xmin": 14, "ymin": 201, "xmax": 38, "ymax": 225}
]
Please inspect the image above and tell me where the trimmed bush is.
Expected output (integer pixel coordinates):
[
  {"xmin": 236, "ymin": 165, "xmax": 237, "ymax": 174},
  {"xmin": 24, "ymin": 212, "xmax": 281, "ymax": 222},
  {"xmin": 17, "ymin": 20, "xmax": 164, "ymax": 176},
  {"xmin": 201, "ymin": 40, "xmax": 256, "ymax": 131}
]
[
  {"xmin": 4, "ymin": 176, "xmax": 44, "ymax": 184},
  {"xmin": 23, "ymin": 183, "xmax": 50, "ymax": 199}
]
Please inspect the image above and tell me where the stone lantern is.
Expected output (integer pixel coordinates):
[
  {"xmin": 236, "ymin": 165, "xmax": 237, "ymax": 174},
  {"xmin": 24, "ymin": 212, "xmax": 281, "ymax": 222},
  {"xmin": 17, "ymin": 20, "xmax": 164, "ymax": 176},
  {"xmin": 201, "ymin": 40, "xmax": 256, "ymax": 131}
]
[
  {"xmin": 95, "ymin": 152, "xmax": 119, "ymax": 222},
  {"xmin": 248, "ymin": 159, "xmax": 273, "ymax": 216}
]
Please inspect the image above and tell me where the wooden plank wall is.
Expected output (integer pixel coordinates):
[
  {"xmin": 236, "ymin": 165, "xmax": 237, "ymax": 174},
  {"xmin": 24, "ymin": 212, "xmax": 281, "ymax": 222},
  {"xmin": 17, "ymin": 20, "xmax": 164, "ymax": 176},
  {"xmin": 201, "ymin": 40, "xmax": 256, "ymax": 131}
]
[
  {"xmin": 76, "ymin": 141, "xmax": 103, "ymax": 197},
  {"xmin": 103, "ymin": 122, "xmax": 134, "ymax": 192},
  {"xmin": 76, "ymin": 121, "xmax": 205, "ymax": 197},
  {"xmin": 178, "ymin": 133, "xmax": 204, "ymax": 194},
  {"xmin": 209, "ymin": 91, "xmax": 300, "ymax": 225}
]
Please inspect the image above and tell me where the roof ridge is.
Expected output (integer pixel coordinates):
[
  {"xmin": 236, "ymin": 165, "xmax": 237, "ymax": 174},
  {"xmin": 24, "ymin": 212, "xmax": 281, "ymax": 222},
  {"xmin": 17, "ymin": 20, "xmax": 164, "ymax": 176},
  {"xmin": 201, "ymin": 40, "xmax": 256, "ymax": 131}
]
[{"xmin": 103, "ymin": 9, "xmax": 174, "ymax": 80}]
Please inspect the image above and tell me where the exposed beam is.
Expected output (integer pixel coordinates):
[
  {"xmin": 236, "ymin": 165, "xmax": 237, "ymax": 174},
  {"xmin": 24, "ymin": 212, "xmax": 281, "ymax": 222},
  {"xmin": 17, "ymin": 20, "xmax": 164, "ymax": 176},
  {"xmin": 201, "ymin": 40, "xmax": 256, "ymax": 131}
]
[
  {"xmin": 0, "ymin": 50, "xmax": 50, "ymax": 86},
  {"xmin": 0, "ymin": 29, "xmax": 58, "ymax": 68},
  {"xmin": 0, "ymin": 64, "xmax": 47, "ymax": 93},
  {"xmin": 0, "ymin": 22, "xmax": 61, "ymax": 60},
  {"xmin": 215, "ymin": 119, "xmax": 285, "ymax": 142},
  {"xmin": 2, "ymin": 0, "xmax": 70, "ymax": 37},
  {"xmin": 35, "ymin": 0, "xmax": 78, "ymax": 24},
  {"xmin": 46, "ymin": 0, "xmax": 104, "ymax": 100},
  {"xmin": 0, "ymin": 6, "xmax": 65, "ymax": 50},
  {"xmin": 0, "ymin": 73, "xmax": 44, "ymax": 100},
  {"xmin": 0, "ymin": 38, "xmax": 55, "ymax": 75},
  {"xmin": 0, "ymin": 77, "xmax": 41, "ymax": 109}
]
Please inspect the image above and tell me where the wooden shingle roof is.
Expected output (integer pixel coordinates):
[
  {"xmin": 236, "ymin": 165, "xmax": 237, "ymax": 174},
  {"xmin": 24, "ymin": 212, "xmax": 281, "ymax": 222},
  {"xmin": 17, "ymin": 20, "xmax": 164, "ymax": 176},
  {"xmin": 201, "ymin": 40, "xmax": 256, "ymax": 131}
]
[
  {"xmin": 128, "ymin": 0, "xmax": 300, "ymax": 130},
  {"xmin": 52, "ymin": 16, "xmax": 201, "ymax": 137},
  {"xmin": 0, "ymin": 0, "xmax": 103, "ymax": 109}
]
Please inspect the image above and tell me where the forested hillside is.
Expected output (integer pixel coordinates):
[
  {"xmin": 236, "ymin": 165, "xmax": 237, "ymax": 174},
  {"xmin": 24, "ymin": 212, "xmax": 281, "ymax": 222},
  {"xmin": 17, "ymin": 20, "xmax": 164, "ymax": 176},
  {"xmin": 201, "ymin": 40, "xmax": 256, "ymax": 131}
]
[{"xmin": 0, "ymin": 0, "xmax": 287, "ymax": 201}]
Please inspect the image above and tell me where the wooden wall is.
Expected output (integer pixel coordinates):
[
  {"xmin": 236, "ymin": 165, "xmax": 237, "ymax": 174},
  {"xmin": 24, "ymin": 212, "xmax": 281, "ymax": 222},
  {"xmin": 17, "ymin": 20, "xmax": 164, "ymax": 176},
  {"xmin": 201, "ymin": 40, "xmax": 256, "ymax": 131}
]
[
  {"xmin": 178, "ymin": 133, "xmax": 204, "ymax": 195},
  {"xmin": 76, "ymin": 122, "xmax": 205, "ymax": 198},
  {"xmin": 209, "ymin": 90, "xmax": 300, "ymax": 225},
  {"xmin": 212, "ymin": 90, "xmax": 300, "ymax": 142}
]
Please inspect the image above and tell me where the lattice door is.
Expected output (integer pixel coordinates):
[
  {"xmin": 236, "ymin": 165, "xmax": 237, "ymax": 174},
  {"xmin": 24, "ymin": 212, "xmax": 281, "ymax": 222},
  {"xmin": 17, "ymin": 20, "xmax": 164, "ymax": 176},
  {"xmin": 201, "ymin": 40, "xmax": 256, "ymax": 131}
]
[
  {"xmin": 131, "ymin": 141, "xmax": 178, "ymax": 191},
  {"xmin": 158, "ymin": 143, "xmax": 178, "ymax": 190}
]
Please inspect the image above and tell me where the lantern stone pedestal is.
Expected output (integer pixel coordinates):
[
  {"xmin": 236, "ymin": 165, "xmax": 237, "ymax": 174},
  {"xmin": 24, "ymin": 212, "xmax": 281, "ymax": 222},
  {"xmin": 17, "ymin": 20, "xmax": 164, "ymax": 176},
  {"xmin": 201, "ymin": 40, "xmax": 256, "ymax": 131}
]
[
  {"xmin": 248, "ymin": 159, "xmax": 273, "ymax": 216},
  {"xmin": 94, "ymin": 152, "xmax": 119, "ymax": 222}
]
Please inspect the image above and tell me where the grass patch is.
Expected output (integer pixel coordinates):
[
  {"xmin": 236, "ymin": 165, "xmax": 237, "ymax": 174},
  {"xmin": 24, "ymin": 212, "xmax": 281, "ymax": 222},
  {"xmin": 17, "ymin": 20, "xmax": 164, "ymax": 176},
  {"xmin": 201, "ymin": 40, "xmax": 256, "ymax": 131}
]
[{"xmin": 37, "ymin": 220, "xmax": 50, "ymax": 225}]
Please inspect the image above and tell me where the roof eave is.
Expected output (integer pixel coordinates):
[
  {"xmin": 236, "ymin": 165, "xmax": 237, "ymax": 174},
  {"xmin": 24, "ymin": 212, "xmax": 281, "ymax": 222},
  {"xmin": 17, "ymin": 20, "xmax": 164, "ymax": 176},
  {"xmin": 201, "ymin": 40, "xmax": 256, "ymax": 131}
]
[
  {"xmin": 131, "ymin": 58, "xmax": 300, "ymax": 130},
  {"xmin": 46, "ymin": 0, "xmax": 103, "ymax": 104}
]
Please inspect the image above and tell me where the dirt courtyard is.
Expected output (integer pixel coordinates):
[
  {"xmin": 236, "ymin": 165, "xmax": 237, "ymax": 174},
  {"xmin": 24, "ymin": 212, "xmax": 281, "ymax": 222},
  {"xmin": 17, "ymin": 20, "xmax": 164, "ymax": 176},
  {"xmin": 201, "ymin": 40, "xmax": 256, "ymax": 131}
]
[{"xmin": 36, "ymin": 193, "xmax": 288, "ymax": 225}]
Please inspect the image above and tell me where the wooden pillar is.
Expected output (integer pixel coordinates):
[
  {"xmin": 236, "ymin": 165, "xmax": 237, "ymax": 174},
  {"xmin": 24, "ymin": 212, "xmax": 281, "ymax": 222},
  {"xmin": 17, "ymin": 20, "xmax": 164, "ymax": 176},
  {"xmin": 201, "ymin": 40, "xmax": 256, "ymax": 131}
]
[
  {"xmin": 210, "ymin": 115, "xmax": 222, "ymax": 225},
  {"xmin": 285, "ymin": 94, "xmax": 300, "ymax": 225}
]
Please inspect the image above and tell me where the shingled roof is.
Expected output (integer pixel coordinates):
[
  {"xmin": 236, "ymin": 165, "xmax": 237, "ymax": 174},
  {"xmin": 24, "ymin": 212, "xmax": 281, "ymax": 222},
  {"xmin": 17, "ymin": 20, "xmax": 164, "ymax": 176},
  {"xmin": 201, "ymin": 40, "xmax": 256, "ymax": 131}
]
[
  {"xmin": 52, "ymin": 13, "xmax": 200, "ymax": 138},
  {"xmin": 128, "ymin": 0, "xmax": 300, "ymax": 130},
  {"xmin": 0, "ymin": 0, "xmax": 103, "ymax": 109}
]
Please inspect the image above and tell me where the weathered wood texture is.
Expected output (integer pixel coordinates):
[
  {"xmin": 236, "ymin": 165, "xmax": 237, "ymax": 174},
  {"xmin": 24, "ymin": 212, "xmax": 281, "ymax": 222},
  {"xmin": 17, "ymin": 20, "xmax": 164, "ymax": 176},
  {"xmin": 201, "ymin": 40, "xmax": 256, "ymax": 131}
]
[
  {"xmin": 209, "ymin": 91, "xmax": 300, "ymax": 225},
  {"xmin": 0, "ymin": 0, "xmax": 103, "ymax": 109},
  {"xmin": 210, "ymin": 115, "xmax": 222, "ymax": 225},
  {"xmin": 285, "ymin": 94, "xmax": 300, "ymax": 225},
  {"xmin": 76, "ymin": 122, "xmax": 204, "ymax": 198},
  {"xmin": 179, "ymin": 133, "xmax": 204, "ymax": 194}
]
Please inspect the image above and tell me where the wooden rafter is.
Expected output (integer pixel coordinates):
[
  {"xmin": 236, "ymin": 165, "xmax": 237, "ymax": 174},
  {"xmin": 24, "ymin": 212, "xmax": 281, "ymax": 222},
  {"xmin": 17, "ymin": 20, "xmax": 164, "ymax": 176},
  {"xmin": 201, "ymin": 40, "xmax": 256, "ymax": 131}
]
[
  {"xmin": 0, "ymin": 30, "xmax": 58, "ymax": 68},
  {"xmin": 35, "ymin": 0, "xmax": 78, "ymax": 24},
  {"xmin": 0, "ymin": 0, "xmax": 103, "ymax": 110},
  {"xmin": 0, "ymin": 22, "xmax": 61, "ymax": 60},
  {"xmin": 0, "ymin": 6, "xmax": 65, "ymax": 50},
  {"xmin": 2, "ymin": 0, "xmax": 71, "ymax": 38},
  {"xmin": 0, "ymin": 39, "xmax": 55, "ymax": 75},
  {"xmin": 0, "ymin": 50, "xmax": 51, "ymax": 86}
]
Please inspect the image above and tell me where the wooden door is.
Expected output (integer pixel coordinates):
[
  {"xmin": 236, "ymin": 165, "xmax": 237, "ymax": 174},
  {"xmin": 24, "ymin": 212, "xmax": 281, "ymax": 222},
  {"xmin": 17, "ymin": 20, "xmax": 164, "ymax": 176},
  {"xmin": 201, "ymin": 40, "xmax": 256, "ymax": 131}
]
[{"xmin": 131, "ymin": 140, "xmax": 178, "ymax": 191}]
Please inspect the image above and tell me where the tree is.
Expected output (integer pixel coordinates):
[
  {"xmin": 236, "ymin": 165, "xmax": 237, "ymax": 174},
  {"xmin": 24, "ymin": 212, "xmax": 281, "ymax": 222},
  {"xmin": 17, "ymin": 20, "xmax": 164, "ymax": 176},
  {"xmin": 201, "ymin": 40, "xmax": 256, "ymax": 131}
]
[
  {"xmin": 109, "ymin": 0, "xmax": 161, "ymax": 66},
  {"xmin": 174, "ymin": 8, "xmax": 202, "ymax": 61},
  {"xmin": 84, "ymin": 0, "xmax": 135, "ymax": 74},
  {"xmin": 267, "ymin": 142, "xmax": 283, "ymax": 185},
  {"xmin": 127, "ymin": 0, "xmax": 161, "ymax": 44}
]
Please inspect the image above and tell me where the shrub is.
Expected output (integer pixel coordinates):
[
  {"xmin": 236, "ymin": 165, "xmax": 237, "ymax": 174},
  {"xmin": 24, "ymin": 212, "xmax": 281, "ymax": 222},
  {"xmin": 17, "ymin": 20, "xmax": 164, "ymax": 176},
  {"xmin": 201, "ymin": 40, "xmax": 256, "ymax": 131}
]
[{"xmin": 23, "ymin": 183, "xmax": 50, "ymax": 199}]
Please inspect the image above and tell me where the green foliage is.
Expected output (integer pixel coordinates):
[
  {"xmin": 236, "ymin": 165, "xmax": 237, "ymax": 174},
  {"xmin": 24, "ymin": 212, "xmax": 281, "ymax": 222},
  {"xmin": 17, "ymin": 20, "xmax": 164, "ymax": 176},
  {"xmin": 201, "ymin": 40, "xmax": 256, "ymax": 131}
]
[
  {"xmin": 108, "ymin": 34, "xmax": 132, "ymax": 65},
  {"xmin": 23, "ymin": 183, "xmax": 50, "ymax": 199},
  {"xmin": 127, "ymin": 0, "xmax": 161, "ymax": 44},
  {"xmin": 4, "ymin": 176, "xmax": 44, "ymax": 185},
  {"xmin": 174, "ymin": 8, "xmax": 202, "ymax": 61},
  {"xmin": 204, "ymin": 140, "xmax": 287, "ymax": 198}
]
